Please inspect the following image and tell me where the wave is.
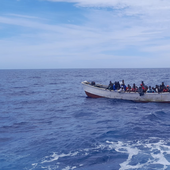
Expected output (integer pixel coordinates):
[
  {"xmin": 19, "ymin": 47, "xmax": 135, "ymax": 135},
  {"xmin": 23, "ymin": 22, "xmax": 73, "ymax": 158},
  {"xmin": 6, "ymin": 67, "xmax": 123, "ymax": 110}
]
[{"xmin": 27, "ymin": 138, "xmax": 170, "ymax": 170}]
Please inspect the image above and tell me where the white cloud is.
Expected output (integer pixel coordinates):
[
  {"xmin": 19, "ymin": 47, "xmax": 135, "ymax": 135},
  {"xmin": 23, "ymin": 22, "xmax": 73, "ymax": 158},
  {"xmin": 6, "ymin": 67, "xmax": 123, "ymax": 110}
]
[
  {"xmin": 1, "ymin": 0, "xmax": 170, "ymax": 68},
  {"xmin": 6, "ymin": 14, "xmax": 40, "ymax": 19},
  {"xmin": 47, "ymin": 0, "xmax": 170, "ymax": 13},
  {"xmin": 47, "ymin": 0, "xmax": 170, "ymax": 30}
]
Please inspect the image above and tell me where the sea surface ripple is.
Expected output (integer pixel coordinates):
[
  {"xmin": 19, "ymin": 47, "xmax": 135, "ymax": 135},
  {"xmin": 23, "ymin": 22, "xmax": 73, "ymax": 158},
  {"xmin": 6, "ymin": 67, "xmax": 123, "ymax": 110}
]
[{"xmin": 1, "ymin": 68, "xmax": 170, "ymax": 170}]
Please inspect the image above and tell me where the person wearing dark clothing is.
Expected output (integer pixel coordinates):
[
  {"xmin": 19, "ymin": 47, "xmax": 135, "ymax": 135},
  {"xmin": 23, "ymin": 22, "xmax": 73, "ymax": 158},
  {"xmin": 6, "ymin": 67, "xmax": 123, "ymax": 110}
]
[
  {"xmin": 132, "ymin": 83, "xmax": 137, "ymax": 92},
  {"xmin": 167, "ymin": 85, "xmax": 170, "ymax": 92},
  {"xmin": 91, "ymin": 81, "xmax": 95, "ymax": 85},
  {"xmin": 161, "ymin": 82, "xmax": 165, "ymax": 88},
  {"xmin": 107, "ymin": 81, "xmax": 113, "ymax": 90},
  {"xmin": 152, "ymin": 87, "xmax": 156, "ymax": 92},
  {"xmin": 160, "ymin": 82, "xmax": 166, "ymax": 92},
  {"xmin": 113, "ymin": 83, "xmax": 116, "ymax": 90},
  {"xmin": 156, "ymin": 85, "xmax": 161, "ymax": 93},
  {"xmin": 114, "ymin": 81, "xmax": 118, "ymax": 90},
  {"xmin": 140, "ymin": 81, "xmax": 147, "ymax": 92},
  {"xmin": 109, "ymin": 81, "xmax": 113, "ymax": 87},
  {"xmin": 141, "ymin": 81, "xmax": 144, "ymax": 85},
  {"xmin": 138, "ymin": 86, "xmax": 144, "ymax": 96},
  {"xmin": 117, "ymin": 82, "xmax": 120, "ymax": 89},
  {"xmin": 115, "ymin": 81, "xmax": 120, "ymax": 90},
  {"xmin": 126, "ymin": 84, "xmax": 132, "ymax": 92}
]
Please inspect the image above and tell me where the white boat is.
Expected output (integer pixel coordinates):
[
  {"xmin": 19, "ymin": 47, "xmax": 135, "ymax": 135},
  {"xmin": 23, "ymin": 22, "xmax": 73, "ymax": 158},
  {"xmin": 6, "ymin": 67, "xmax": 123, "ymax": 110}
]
[{"xmin": 82, "ymin": 81, "xmax": 170, "ymax": 103}]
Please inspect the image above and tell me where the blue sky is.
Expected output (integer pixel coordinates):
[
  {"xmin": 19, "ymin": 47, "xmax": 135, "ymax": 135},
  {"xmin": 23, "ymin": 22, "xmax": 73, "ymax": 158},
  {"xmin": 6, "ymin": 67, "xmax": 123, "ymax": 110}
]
[{"xmin": 1, "ymin": 0, "xmax": 170, "ymax": 69}]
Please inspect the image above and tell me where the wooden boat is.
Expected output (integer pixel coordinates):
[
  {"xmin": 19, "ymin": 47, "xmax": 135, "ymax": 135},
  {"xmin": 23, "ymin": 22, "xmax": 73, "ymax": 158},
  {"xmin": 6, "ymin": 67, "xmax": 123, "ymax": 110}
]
[{"xmin": 81, "ymin": 81, "xmax": 170, "ymax": 103}]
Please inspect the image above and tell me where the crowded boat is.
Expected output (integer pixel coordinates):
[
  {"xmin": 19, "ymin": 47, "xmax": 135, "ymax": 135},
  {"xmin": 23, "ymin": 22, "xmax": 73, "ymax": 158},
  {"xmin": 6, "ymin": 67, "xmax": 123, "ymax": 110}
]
[
  {"xmin": 82, "ymin": 80, "xmax": 170, "ymax": 102},
  {"xmin": 106, "ymin": 80, "xmax": 170, "ymax": 93}
]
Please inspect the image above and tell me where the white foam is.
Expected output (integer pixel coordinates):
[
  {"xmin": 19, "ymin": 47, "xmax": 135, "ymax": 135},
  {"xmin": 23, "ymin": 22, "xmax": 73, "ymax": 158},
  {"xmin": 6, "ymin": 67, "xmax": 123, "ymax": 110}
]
[
  {"xmin": 40, "ymin": 165, "xmax": 59, "ymax": 169},
  {"xmin": 143, "ymin": 140, "xmax": 170, "ymax": 169},
  {"xmin": 29, "ymin": 163, "xmax": 38, "ymax": 170},
  {"xmin": 62, "ymin": 166, "xmax": 77, "ymax": 170},
  {"xmin": 106, "ymin": 141, "xmax": 141, "ymax": 170},
  {"xmin": 62, "ymin": 166, "xmax": 70, "ymax": 170},
  {"xmin": 106, "ymin": 139, "xmax": 170, "ymax": 170},
  {"xmin": 119, "ymin": 147, "xmax": 140, "ymax": 170},
  {"xmin": 40, "ymin": 138, "xmax": 170, "ymax": 170},
  {"xmin": 41, "ymin": 151, "xmax": 78, "ymax": 163}
]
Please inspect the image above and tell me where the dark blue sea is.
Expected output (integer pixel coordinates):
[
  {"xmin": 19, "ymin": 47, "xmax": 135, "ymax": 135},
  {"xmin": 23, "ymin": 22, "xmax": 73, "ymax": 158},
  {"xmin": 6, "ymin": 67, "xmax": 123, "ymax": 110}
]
[{"xmin": 1, "ymin": 68, "xmax": 170, "ymax": 170}]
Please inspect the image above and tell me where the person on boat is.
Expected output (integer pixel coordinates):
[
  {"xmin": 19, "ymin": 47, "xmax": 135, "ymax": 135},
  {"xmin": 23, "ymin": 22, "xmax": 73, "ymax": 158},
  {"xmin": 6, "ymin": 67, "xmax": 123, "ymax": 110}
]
[
  {"xmin": 91, "ymin": 81, "xmax": 95, "ymax": 86},
  {"xmin": 160, "ymin": 82, "xmax": 166, "ymax": 92},
  {"xmin": 126, "ymin": 84, "xmax": 132, "ymax": 92},
  {"xmin": 120, "ymin": 80, "xmax": 126, "ymax": 91},
  {"xmin": 132, "ymin": 83, "xmax": 137, "ymax": 92},
  {"xmin": 114, "ymin": 81, "xmax": 117, "ymax": 90},
  {"xmin": 159, "ymin": 83, "xmax": 164, "ymax": 92},
  {"xmin": 155, "ymin": 85, "xmax": 162, "ymax": 93},
  {"xmin": 140, "ymin": 83, "xmax": 145, "ymax": 91},
  {"xmin": 122, "ymin": 84, "xmax": 127, "ymax": 91},
  {"xmin": 147, "ymin": 86, "xmax": 155, "ymax": 93},
  {"xmin": 163, "ymin": 84, "xmax": 169, "ymax": 92},
  {"xmin": 141, "ymin": 81, "xmax": 145, "ymax": 86},
  {"xmin": 138, "ymin": 86, "xmax": 144, "ymax": 96},
  {"xmin": 167, "ymin": 85, "xmax": 170, "ymax": 92},
  {"xmin": 117, "ymin": 81, "xmax": 121, "ymax": 89},
  {"xmin": 152, "ymin": 86, "xmax": 156, "ymax": 92},
  {"xmin": 163, "ymin": 88, "xmax": 168, "ymax": 92},
  {"xmin": 160, "ymin": 86, "xmax": 164, "ymax": 92},
  {"xmin": 140, "ymin": 81, "xmax": 147, "ymax": 92},
  {"xmin": 152, "ymin": 87, "xmax": 155, "ymax": 92},
  {"xmin": 115, "ymin": 81, "xmax": 120, "ymax": 90},
  {"xmin": 118, "ymin": 86, "xmax": 124, "ymax": 93},
  {"xmin": 107, "ymin": 81, "xmax": 113, "ymax": 90},
  {"xmin": 155, "ymin": 85, "xmax": 158, "ymax": 93},
  {"xmin": 113, "ymin": 83, "xmax": 116, "ymax": 91},
  {"xmin": 120, "ymin": 80, "xmax": 125, "ymax": 86}
]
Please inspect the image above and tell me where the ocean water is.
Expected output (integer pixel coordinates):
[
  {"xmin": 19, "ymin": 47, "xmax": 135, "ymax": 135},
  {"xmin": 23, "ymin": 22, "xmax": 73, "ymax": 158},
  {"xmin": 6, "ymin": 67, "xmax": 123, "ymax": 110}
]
[{"xmin": 1, "ymin": 68, "xmax": 170, "ymax": 170}]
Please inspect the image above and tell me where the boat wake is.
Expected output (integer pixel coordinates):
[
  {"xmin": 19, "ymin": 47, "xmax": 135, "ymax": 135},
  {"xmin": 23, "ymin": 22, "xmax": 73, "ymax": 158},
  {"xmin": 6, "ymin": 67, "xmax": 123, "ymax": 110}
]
[{"xmin": 29, "ymin": 138, "xmax": 170, "ymax": 170}]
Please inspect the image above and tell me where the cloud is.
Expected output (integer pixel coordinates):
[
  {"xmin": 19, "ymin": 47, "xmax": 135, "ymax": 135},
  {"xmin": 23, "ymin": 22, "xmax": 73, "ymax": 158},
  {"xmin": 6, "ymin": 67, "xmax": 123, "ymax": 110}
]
[
  {"xmin": 1, "ymin": 0, "xmax": 170, "ymax": 68},
  {"xmin": 6, "ymin": 13, "xmax": 40, "ymax": 19},
  {"xmin": 46, "ymin": 0, "xmax": 170, "ymax": 37},
  {"xmin": 0, "ymin": 13, "xmax": 151, "ymax": 54},
  {"xmin": 47, "ymin": 0, "xmax": 170, "ymax": 14},
  {"xmin": 47, "ymin": 0, "xmax": 170, "ymax": 30}
]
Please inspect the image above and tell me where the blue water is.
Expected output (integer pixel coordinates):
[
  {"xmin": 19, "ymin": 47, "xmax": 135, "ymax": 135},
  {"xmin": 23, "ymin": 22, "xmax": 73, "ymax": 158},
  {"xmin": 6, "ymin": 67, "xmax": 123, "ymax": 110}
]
[{"xmin": 1, "ymin": 68, "xmax": 170, "ymax": 170}]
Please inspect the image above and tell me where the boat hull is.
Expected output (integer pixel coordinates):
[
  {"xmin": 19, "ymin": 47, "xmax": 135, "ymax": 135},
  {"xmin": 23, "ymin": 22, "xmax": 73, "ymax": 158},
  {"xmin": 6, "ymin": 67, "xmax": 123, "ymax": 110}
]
[{"xmin": 82, "ymin": 81, "xmax": 170, "ymax": 103}]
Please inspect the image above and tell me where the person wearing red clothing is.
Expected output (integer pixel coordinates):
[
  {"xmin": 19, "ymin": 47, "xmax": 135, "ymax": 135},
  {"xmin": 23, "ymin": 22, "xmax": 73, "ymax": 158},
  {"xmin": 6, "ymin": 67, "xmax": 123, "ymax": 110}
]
[
  {"xmin": 140, "ymin": 81, "xmax": 147, "ymax": 92},
  {"xmin": 163, "ymin": 88, "xmax": 168, "ymax": 92},
  {"xmin": 126, "ymin": 84, "xmax": 132, "ymax": 92}
]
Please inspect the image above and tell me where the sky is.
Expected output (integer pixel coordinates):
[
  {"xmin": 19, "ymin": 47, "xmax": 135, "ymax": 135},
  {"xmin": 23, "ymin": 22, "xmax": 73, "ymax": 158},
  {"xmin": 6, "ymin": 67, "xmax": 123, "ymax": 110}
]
[{"xmin": 1, "ymin": 0, "xmax": 170, "ymax": 69}]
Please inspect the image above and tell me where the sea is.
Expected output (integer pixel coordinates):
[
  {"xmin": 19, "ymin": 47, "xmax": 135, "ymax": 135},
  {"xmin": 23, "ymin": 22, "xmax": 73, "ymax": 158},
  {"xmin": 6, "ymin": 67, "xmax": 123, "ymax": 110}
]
[{"xmin": 1, "ymin": 68, "xmax": 170, "ymax": 170}]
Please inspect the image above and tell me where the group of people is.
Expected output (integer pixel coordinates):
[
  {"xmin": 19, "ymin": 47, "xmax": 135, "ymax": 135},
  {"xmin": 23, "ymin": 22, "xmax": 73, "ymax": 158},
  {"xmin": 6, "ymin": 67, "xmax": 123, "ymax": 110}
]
[{"xmin": 107, "ymin": 80, "xmax": 170, "ymax": 93}]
